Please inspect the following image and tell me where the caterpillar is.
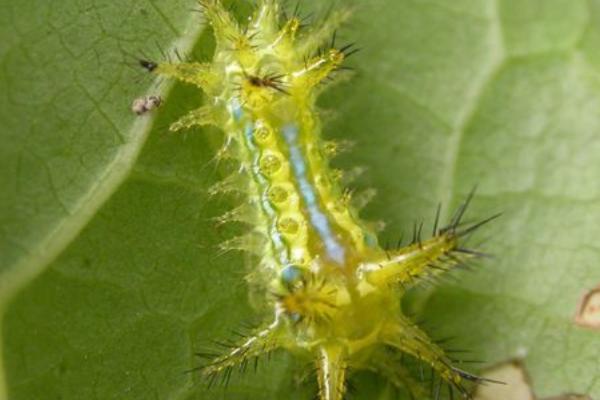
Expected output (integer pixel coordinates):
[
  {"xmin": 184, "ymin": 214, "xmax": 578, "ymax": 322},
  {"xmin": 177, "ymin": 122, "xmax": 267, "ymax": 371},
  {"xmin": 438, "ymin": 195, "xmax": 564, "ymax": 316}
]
[{"xmin": 137, "ymin": 1, "xmax": 499, "ymax": 398}]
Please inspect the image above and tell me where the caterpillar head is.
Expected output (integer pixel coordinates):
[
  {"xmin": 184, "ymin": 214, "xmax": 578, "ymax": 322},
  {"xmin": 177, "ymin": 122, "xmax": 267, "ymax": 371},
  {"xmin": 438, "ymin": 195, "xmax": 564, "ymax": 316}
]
[{"xmin": 139, "ymin": 0, "xmax": 354, "ymax": 124}]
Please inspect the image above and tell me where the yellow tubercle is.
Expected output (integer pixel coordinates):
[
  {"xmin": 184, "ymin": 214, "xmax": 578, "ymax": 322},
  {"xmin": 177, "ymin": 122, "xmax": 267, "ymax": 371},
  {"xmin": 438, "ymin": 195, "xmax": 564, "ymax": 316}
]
[
  {"xmin": 291, "ymin": 49, "xmax": 346, "ymax": 91},
  {"xmin": 168, "ymin": 105, "xmax": 220, "ymax": 132},
  {"xmin": 155, "ymin": 62, "xmax": 219, "ymax": 94},
  {"xmin": 364, "ymin": 234, "xmax": 459, "ymax": 286},
  {"xmin": 200, "ymin": 0, "xmax": 243, "ymax": 48}
]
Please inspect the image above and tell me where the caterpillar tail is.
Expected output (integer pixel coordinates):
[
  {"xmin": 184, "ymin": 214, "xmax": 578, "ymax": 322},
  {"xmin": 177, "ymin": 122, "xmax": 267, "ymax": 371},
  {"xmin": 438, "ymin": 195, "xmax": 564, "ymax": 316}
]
[{"xmin": 317, "ymin": 345, "xmax": 348, "ymax": 400}]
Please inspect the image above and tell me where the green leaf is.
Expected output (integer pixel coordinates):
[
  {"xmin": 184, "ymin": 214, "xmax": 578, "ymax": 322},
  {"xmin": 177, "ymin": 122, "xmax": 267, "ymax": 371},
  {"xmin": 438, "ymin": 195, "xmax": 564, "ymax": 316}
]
[{"xmin": 2, "ymin": 0, "xmax": 600, "ymax": 399}]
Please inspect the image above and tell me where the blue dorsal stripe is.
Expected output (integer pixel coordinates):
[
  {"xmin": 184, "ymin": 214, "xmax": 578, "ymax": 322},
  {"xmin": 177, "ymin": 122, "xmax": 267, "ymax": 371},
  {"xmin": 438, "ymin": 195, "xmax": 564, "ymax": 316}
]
[{"xmin": 282, "ymin": 124, "xmax": 346, "ymax": 265}]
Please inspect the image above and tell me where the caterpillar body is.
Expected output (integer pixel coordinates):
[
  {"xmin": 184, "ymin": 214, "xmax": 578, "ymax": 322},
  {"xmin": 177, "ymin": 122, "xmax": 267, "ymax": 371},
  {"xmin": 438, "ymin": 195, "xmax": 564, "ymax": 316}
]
[{"xmin": 139, "ymin": 1, "xmax": 498, "ymax": 398}]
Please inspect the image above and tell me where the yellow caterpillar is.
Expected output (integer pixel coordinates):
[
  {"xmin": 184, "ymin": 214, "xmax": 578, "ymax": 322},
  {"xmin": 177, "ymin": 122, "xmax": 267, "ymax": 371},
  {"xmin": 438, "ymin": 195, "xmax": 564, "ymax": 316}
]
[{"xmin": 139, "ymin": 1, "xmax": 499, "ymax": 398}]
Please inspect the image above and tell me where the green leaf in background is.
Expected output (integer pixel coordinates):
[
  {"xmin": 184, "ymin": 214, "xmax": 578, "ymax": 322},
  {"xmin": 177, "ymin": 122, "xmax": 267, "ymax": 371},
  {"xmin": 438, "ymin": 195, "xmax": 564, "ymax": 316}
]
[
  {"xmin": 0, "ymin": 0, "xmax": 207, "ymax": 395},
  {"xmin": 1, "ymin": 0, "xmax": 600, "ymax": 399}
]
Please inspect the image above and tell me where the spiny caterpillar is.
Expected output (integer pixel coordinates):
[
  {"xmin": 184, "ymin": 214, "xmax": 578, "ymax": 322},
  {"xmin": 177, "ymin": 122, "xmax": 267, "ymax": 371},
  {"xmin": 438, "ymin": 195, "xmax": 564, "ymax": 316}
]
[{"xmin": 138, "ymin": 1, "xmax": 500, "ymax": 398}]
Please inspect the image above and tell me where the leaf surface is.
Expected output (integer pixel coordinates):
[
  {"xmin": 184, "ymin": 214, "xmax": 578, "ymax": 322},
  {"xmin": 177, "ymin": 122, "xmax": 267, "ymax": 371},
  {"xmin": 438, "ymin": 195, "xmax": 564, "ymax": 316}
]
[{"xmin": 3, "ymin": 0, "xmax": 600, "ymax": 399}]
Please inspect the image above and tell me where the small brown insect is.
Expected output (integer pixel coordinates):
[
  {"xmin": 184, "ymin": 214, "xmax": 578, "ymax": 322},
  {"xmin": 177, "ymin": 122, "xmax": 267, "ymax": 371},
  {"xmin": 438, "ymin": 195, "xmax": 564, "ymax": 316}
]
[{"xmin": 131, "ymin": 95, "xmax": 162, "ymax": 115}]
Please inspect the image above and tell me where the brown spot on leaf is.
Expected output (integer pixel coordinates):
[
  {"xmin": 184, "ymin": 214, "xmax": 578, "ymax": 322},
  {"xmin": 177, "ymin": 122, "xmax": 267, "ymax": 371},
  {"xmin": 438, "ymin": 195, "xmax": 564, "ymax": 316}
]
[
  {"xmin": 474, "ymin": 360, "xmax": 535, "ymax": 400},
  {"xmin": 474, "ymin": 360, "xmax": 591, "ymax": 400},
  {"xmin": 575, "ymin": 285, "xmax": 600, "ymax": 329}
]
